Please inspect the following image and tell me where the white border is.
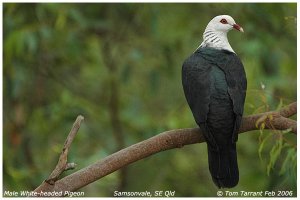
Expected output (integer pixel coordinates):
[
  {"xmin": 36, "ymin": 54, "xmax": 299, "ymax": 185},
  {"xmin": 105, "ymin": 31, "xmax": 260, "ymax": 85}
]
[
  {"xmin": 1, "ymin": 1, "xmax": 298, "ymax": 200},
  {"xmin": 0, "ymin": 0, "xmax": 298, "ymax": 2}
]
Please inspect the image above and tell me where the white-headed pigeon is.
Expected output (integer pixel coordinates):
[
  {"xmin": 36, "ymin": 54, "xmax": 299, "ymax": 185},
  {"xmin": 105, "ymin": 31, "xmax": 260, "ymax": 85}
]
[{"xmin": 182, "ymin": 15, "xmax": 247, "ymax": 188}]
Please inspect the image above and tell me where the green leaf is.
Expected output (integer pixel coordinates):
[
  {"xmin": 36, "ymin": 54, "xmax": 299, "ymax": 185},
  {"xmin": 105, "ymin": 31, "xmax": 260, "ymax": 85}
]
[
  {"xmin": 258, "ymin": 132, "xmax": 272, "ymax": 162},
  {"xmin": 281, "ymin": 128, "xmax": 292, "ymax": 135},
  {"xmin": 276, "ymin": 98, "xmax": 283, "ymax": 111},
  {"xmin": 279, "ymin": 148, "xmax": 296, "ymax": 175},
  {"xmin": 267, "ymin": 133, "xmax": 283, "ymax": 175},
  {"xmin": 255, "ymin": 115, "xmax": 267, "ymax": 128},
  {"xmin": 260, "ymin": 122, "xmax": 265, "ymax": 131}
]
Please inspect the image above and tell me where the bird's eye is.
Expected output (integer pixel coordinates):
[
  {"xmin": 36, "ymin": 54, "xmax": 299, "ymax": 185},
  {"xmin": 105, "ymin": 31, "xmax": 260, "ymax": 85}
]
[{"xmin": 220, "ymin": 19, "xmax": 228, "ymax": 24}]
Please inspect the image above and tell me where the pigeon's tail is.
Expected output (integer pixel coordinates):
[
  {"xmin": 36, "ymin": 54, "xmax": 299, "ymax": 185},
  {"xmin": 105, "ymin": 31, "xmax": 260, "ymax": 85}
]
[{"xmin": 207, "ymin": 143, "xmax": 239, "ymax": 188}]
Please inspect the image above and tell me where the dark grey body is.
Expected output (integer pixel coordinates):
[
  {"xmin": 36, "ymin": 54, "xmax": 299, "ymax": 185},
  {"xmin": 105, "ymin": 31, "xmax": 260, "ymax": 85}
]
[{"xmin": 182, "ymin": 47, "xmax": 247, "ymax": 188}]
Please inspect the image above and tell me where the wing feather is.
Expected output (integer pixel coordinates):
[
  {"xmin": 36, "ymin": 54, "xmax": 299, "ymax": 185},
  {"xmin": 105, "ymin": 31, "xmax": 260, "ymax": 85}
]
[
  {"xmin": 182, "ymin": 50, "xmax": 218, "ymax": 148},
  {"xmin": 182, "ymin": 48, "xmax": 247, "ymax": 144}
]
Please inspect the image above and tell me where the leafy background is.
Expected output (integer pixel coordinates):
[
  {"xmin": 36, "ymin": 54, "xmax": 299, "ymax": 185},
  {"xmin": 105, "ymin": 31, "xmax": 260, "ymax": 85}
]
[{"xmin": 3, "ymin": 3, "xmax": 296, "ymax": 197}]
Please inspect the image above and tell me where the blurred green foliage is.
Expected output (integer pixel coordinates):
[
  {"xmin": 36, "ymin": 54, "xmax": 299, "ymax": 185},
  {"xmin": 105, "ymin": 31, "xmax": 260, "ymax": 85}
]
[{"xmin": 3, "ymin": 3, "xmax": 296, "ymax": 197}]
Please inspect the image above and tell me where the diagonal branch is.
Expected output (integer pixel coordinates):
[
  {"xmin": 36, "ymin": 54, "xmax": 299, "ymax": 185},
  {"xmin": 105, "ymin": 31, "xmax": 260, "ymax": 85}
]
[
  {"xmin": 33, "ymin": 115, "xmax": 84, "ymax": 194},
  {"xmin": 46, "ymin": 115, "xmax": 84, "ymax": 184},
  {"xmin": 33, "ymin": 102, "xmax": 296, "ymax": 196}
]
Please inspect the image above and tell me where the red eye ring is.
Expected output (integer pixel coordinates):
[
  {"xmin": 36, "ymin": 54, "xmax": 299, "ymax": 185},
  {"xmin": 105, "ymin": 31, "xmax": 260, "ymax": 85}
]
[{"xmin": 220, "ymin": 19, "xmax": 228, "ymax": 24}]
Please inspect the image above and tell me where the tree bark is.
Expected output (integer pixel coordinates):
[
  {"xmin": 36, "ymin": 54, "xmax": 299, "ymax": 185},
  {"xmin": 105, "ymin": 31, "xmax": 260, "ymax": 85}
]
[{"xmin": 33, "ymin": 102, "xmax": 296, "ymax": 196}]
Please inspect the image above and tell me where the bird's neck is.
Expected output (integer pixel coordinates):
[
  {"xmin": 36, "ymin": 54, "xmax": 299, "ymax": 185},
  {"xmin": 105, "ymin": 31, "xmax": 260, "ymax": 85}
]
[{"xmin": 198, "ymin": 28, "xmax": 235, "ymax": 53}]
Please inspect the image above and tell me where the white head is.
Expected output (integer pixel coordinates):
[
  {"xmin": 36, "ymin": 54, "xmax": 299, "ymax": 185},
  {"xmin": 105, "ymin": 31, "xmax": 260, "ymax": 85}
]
[
  {"xmin": 198, "ymin": 15, "xmax": 244, "ymax": 53},
  {"xmin": 206, "ymin": 15, "xmax": 244, "ymax": 33}
]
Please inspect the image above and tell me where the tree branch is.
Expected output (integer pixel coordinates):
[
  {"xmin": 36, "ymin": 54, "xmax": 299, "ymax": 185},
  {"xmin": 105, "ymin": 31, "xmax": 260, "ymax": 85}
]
[
  {"xmin": 33, "ymin": 102, "xmax": 296, "ymax": 196},
  {"xmin": 239, "ymin": 102, "xmax": 297, "ymax": 133},
  {"xmin": 33, "ymin": 115, "xmax": 84, "ymax": 194}
]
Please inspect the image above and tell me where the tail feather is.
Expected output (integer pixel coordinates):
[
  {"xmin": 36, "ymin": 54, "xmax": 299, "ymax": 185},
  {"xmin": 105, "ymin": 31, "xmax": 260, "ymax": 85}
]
[{"xmin": 207, "ymin": 143, "xmax": 239, "ymax": 188}]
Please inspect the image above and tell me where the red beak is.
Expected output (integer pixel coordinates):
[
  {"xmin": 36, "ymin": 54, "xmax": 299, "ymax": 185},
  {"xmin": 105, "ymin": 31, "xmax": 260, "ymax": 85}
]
[{"xmin": 233, "ymin": 24, "xmax": 244, "ymax": 32}]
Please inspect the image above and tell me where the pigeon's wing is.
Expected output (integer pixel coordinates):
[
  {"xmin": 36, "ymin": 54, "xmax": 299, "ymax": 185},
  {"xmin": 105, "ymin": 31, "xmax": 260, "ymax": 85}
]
[
  {"xmin": 182, "ymin": 51, "xmax": 217, "ymax": 148},
  {"xmin": 223, "ymin": 53, "xmax": 247, "ymax": 142}
]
